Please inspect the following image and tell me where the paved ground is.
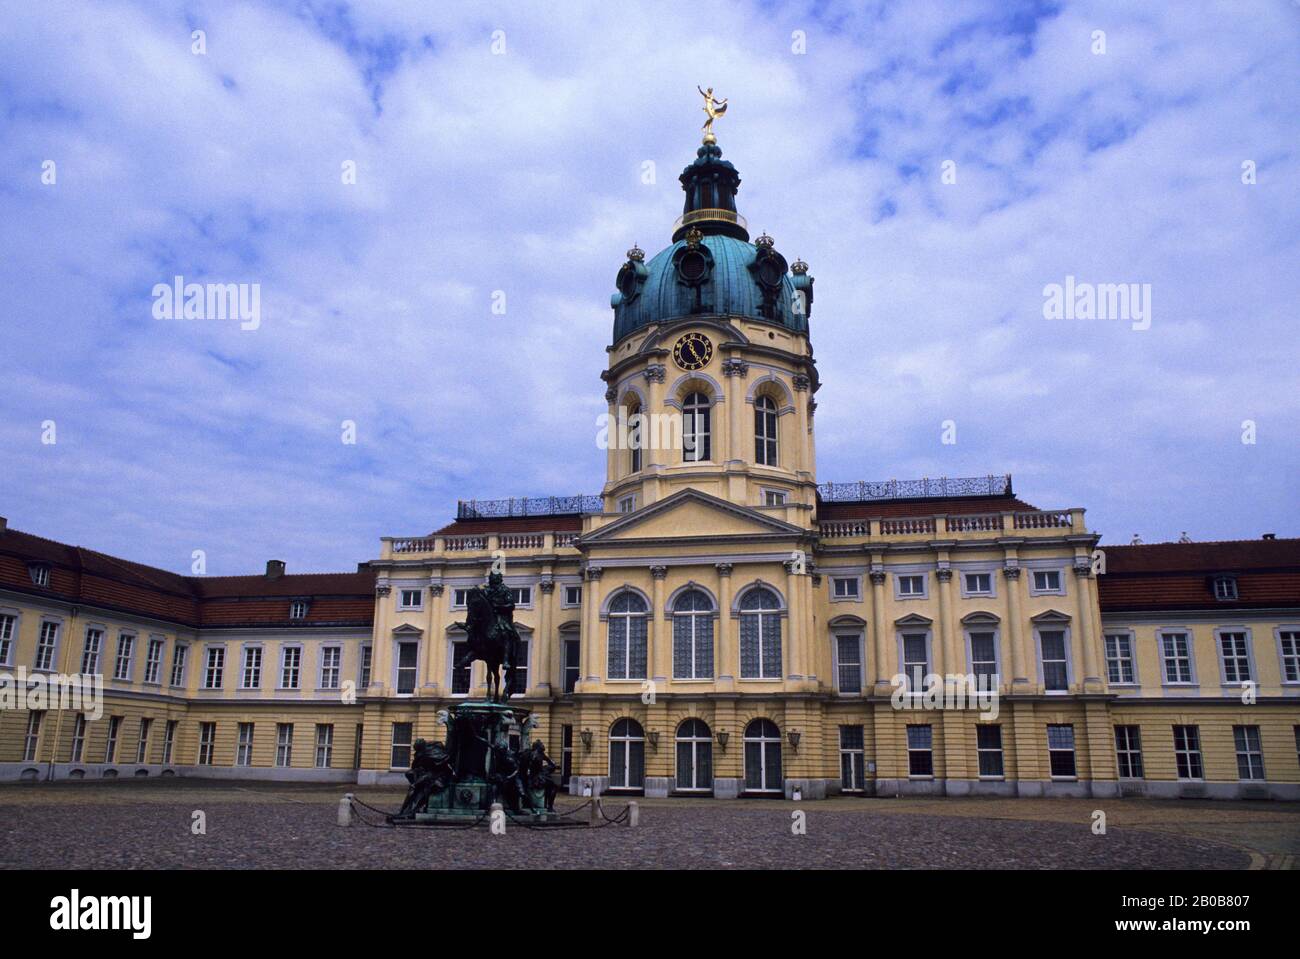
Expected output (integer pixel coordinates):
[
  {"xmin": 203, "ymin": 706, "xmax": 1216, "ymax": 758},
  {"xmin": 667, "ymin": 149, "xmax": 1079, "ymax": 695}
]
[{"xmin": 1, "ymin": 779, "xmax": 1295, "ymax": 869}]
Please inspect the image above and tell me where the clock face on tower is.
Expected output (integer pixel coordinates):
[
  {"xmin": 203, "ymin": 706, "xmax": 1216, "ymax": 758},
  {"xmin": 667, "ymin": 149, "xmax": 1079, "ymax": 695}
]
[{"xmin": 672, "ymin": 332, "xmax": 713, "ymax": 371}]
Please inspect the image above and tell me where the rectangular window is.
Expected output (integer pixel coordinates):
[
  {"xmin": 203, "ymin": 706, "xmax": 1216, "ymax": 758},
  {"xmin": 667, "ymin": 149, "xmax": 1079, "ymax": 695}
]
[
  {"xmin": 831, "ymin": 577, "xmax": 860, "ymax": 600},
  {"xmin": 964, "ymin": 572, "xmax": 993, "ymax": 595},
  {"xmin": 969, "ymin": 632, "xmax": 998, "ymax": 687},
  {"xmin": 391, "ymin": 722, "xmax": 413, "ymax": 769},
  {"xmin": 315, "ymin": 724, "xmax": 334, "ymax": 768},
  {"xmin": 564, "ymin": 585, "xmax": 582, "ymax": 606},
  {"xmin": 69, "ymin": 713, "xmax": 86, "ymax": 762},
  {"xmin": 835, "ymin": 634, "xmax": 862, "ymax": 693},
  {"xmin": 1114, "ymin": 725, "xmax": 1144, "ymax": 778},
  {"xmin": 236, "ymin": 723, "xmax": 254, "ymax": 766},
  {"xmin": 241, "ymin": 646, "xmax": 262, "ymax": 689},
  {"xmin": 1039, "ymin": 629, "xmax": 1069, "ymax": 691},
  {"xmin": 1046, "ymin": 724, "xmax": 1076, "ymax": 778},
  {"xmin": 976, "ymin": 725, "xmax": 1004, "ymax": 777},
  {"xmin": 162, "ymin": 720, "xmax": 177, "ymax": 764},
  {"xmin": 839, "ymin": 725, "xmax": 865, "ymax": 791},
  {"xmin": 280, "ymin": 646, "xmax": 302, "ymax": 689},
  {"xmin": 608, "ymin": 608, "xmax": 649, "ymax": 680},
  {"xmin": 508, "ymin": 638, "xmax": 529, "ymax": 696},
  {"xmin": 1173, "ymin": 725, "xmax": 1204, "ymax": 780},
  {"xmin": 203, "ymin": 646, "xmax": 225, "ymax": 689},
  {"xmin": 617, "ymin": 495, "xmax": 636, "ymax": 514},
  {"xmin": 396, "ymin": 641, "xmax": 418, "ymax": 695},
  {"xmin": 452, "ymin": 588, "xmax": 471, "ymax": 609},
  {"xmin": 0, "ymin": 613, "xmax": 15, "ymax": 666},
  {"xmin": 170, "ymin": 644, "xmax": 189, "ymax": 687},
  {"xmin": 35, "ymin": 621, "xmax": 59, "ymax": 671},
  {"xmin": 450, "ymin": 640, "xmax": 470, "ymax": 696},
  {"xmin": 897, "ymin": 574, "xmax": 925, "ymax": 597},
  {"xmin": 561, "ymin": 725, "xmax": 573, "ymax": 787},
  {"xmin": 354, "ymin": 724, "xmax": 364, "ymax": 769},
  {"xmin": 289, "ymin": 600, "xmax": 308, "ymax": 620},
  {"xmin": 1104, "ymin": 633, "xmax": 1136, "ymax": 684},
  {"xmin": 1219, "ymin": 631, "xmax": 1251, "ymax": 684},
  {"xmin": 398, "ymin": 588, "xmax": 423, "ymax": 610},
  {"xmin": 143, "ymin": 637, "xmax": 165, "ymax": 684},
  {"xmin": 906, "ymin": 725, "xmax": 933, "ymax": 777},
  {"xmin": 1233, "ymin": 725, "xmax": 1265, "ymax": 781},
  {"xmin": 23, "ymin": 710, "xmax": 43, "ymax": 762},
  {"xmin": 113, "ymin": 633, "xmax": 134, "ymax": 680},
  {"xmin": 563, "ymin": 638, "xmax": 580, "ymax": 694},
  {"xmin": 508, "ymin": 586, "xmax": 532, "ymax": 607},
  {"xmin": 359, "ymin": 644, "xmax": 373, "ymax": 688},
  {"xmin": 1032, "ymin": 569, "xmax": 1063, "ymax": 593},
  {"xmin": 197, "ymin": 721, "xmax": 215, "ymax": 765},
  {"xmin": 275, "ymin": 723, "xmax": 294, "ymax": 767},
  {"xmin": 104, "ymin": 716, "xmax": 122, "ymax": 763},
  {"xmin": 1161, "ymin": 632, "xmax": 1194, "ymax": 684},
  {"xmin": 763, "ymin": 489, "xmax": 787, "ymax": 506},
  {"xmin": 902, "ymin": 633, "xmax": 928, "ymax": 692},
  {"xmin": 1214, "ymin": 576, "xmax": 1238, "ymax": 601},
  {"xmin": 136, "ymin": 718, "xmax": 152, "ymax": 763},
  {"xmin": 672, "ymin": 606, "xmax": 714, "ymax": 681},
  {"xmin": 81, "ymin": 628, "xmax": 104, "ymax": 674},
  {"xmin": 1280, "ymin": 631, "xmax": 1300, "ymax": 683},
  {"xmin": 320, "ymin": 646, "xmax": 341, "ymax": 689}
]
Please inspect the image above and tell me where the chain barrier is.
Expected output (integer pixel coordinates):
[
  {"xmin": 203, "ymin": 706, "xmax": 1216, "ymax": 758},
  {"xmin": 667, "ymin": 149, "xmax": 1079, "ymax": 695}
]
[{"xmin": 347, "ymin": 795, "xmax": 631, "ymax": 830}]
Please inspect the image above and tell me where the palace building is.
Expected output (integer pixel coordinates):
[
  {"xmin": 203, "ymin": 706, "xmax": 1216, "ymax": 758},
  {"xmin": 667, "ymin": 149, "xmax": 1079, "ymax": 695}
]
[{"xmin": 2, "ymin": 132, "xmax": 1298, "ymax": 800}]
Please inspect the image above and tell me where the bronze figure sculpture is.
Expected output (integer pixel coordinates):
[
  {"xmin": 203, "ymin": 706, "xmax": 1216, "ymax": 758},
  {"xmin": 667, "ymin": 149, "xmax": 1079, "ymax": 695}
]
[{"xmin": 452, "ymin": 570, "xmax": 522, "ymax": 702}]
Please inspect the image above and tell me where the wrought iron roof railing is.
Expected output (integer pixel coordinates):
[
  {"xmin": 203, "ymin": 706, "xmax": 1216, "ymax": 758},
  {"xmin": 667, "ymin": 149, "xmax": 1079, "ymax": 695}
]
[
  {"xmin": 817, "ymin": 474, "xmax": 1012, "ymax": 503},
  {"xmin": 456, "ymin": 495, "xmax": 603, "ymax": 519}
]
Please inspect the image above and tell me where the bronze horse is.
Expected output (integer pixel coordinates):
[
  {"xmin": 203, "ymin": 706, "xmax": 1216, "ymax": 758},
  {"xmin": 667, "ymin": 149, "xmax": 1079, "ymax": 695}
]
[{"xmin": 452, "ymin": 577, "xmax": 521, "ymax": 702}]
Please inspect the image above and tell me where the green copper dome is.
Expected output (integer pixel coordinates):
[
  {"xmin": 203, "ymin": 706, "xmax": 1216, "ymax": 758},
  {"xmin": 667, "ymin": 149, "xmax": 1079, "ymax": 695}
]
[{"xmin": 610, "ymin": 140, "xmax": 813, "ymax": 344}]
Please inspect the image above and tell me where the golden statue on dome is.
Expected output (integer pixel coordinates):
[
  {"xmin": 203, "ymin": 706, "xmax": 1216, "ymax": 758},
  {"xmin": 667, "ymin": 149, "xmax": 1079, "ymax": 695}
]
[{"xmin": 698, "ymin": 86, "xmax": 728, "ymax": 142}]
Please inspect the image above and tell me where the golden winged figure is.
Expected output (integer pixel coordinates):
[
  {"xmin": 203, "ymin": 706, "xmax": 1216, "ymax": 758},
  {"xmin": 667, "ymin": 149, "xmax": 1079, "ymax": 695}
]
[{"xmin": 698, "ymin": 86, "xmax": 728, "ymax": 142}]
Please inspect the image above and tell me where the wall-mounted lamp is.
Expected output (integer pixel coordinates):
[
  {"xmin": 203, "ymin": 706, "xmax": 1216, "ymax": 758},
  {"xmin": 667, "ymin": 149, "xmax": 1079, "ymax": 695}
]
[
  {"xmin": 580, "ymin": 729, "xmax": 593, "ymax": 751},
  {"xmin": 647, "ymin": 730, "xmax": 660, "ymax": 750},
  {"xmin": 716, "ymin": 729, "xmax": 729, "ymax": 749},
  {"xmin": 787, "ymin": 729, "xmax": 801, "ymax": 750}
]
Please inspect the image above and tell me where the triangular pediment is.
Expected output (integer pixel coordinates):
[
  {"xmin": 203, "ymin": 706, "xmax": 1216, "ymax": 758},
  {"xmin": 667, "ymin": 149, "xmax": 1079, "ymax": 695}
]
[{"xmin": 584, "ymin": 488, "xmax": 806, "ymax": 544}]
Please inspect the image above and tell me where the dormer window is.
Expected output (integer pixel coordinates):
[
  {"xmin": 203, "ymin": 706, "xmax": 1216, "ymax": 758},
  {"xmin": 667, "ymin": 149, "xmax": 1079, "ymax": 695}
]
[
  {"xmin": 28, "ymin": 564, "xmax": 50, "ymax": 588},
  {"xmin": 1212, "ymin": 575, "xmax": 1238, "ymax": 602},
  {"xmin": 289, "ymin": 600, "xmax": 309, "ymax": 620}
]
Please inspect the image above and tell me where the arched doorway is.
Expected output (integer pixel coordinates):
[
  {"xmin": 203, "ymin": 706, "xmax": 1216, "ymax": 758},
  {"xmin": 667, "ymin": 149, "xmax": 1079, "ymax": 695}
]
[
  {"xmin": 743, "ymin": 719, "xmax": 782, "ymax": 795},
  {"xmin": 608, "ymin": 718, "xmax": 645, "ymax": 792},
  {"xmin": 675, "ymin": 719, "xmax": 713, "ymax": 793}
]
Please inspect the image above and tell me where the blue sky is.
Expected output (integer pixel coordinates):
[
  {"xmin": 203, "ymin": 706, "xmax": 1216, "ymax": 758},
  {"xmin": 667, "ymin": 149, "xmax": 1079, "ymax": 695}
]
[{"xmin": 1, "ymin": 0, "xmax": 1297, "ymax": 575}]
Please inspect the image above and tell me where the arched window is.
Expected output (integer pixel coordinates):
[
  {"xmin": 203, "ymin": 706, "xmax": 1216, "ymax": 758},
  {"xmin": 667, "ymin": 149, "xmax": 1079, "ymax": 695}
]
[
  {"xmin": 744, "ymin": 719, "xmax": 782, "ymax": 794},
  {"xmin": 739, "ymin": 587, "xmax": 782, "ymax": 679},
  {"xmin": 627, "ymin": 401, "xmax": 642, "ymax": 474},
  {"xmin": 675, "ymin": 719, "xmax": 713, "ymax": 792},
  {"xmin": 672, "ymin": 589, "xmax": 714, "ymax": 679},
  {"xmin": 607, "ymin": 591, "xmax": 648, "ymax": 680},
  {"xmin": 682, "ymin": 392, "xmax": 711, "ymax": 462},
  {"xmin": 754, "ymin": 394, "xmax": 778, "ymax": 466},
  {"xmin": 608, "ymin": 718, "xmax": 645, "ymax": 791}
]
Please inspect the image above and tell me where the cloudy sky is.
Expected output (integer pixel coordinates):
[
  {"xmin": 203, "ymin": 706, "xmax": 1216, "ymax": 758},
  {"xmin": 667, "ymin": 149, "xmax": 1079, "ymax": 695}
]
[{"xmin": 1, "ymin": 0, "xmax": 1297, "ymax": 575}]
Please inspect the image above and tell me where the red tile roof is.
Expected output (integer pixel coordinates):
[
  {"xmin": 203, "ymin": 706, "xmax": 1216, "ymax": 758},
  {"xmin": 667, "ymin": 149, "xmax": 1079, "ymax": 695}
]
[
  {"xmin": 1097, "ymin": 538, "xmax": 1300, "ymax": 612},
  {"xmin": 0, "ymin": 525, "xmax": 374, "ymax": 628}
]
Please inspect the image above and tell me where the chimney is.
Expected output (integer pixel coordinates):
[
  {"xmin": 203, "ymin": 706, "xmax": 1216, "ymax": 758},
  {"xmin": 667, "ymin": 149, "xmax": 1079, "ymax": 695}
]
[
  {"xmin": 0, "ymin": 516, "xmax": 7, "ymax": 533},
  {"xmin": 265, "ymin": 559, "xmax": 286, "ymax": 579},
  {"xmin": 1262, "ymin": 533, "xmax": 1276, "ymax": 540}
]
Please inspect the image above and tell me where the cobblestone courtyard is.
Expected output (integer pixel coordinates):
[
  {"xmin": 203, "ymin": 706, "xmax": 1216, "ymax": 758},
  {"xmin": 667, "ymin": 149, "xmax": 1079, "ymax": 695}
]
[{"xmin": 2, "ymin": 780, "xmax": 1296, "ymax": 870}]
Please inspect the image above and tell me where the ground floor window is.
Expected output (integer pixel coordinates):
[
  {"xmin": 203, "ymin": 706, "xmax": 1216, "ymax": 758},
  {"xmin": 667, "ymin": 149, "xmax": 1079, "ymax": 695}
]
[
  {"xmin": 976, "ymin": 724, "xmax": 1004, "ymax": 777},
  {"xmin": 104, "ymin": 716, "xmax": 122, "ymax": 763},
  {"xmin": 1173, "ymin": 725, "xmax": 1203, "ymax": 780},
  {"xmin": 1233, "ymin": 725, "xmax": 1264, "ymax": 781},
  {"xmin": 275, "ymin": 723, "xmax": 294, "ymax": 767},
  {"xmin": 162, "ymin": 720, "xmax": 177, "ymax": 765},
  {"xmin": 561, "ymin": 725, "xmax": 573, "ymax": 788},
  {"xmin": 608, "ymin": 718, "xmax": 645, "ymax": 791},
  {"xmin": 136, "ymin": 718, "xmax": 152, "ymax": 764},
  {"xmin": 1046, "ymin": 724, "xmax": 1076, "ymax": 778},
  {"xmin": 906, "ymin": 724, "xmax": 933, "ymax": 777},
  {"xmin": 839, "ymin": 725, "xmax": 865, "ymax": 791},
  {"xmin": 69, "ymin": 713, "xmax": 86, "ymax": 763},
  {"xmin": 675, "ymin": 719, "xmax": 713, "ymax": 792},
  {"xmin": 390, "ymin": 722, "xmax": 412, "ymax": 769},
  {"xmin": 353, "ymin": 724, "xmax": 364, "ymax": 769},
  {"xmin": 315, "ymin": 724, "xmax": 334, "ymax": 768},
  {"xmin": 23, "ymin": 711, "xmax": 44, "ymax": 762},
  {"xmin": 1114, "ymin": 725, "xmax": 1143, "ymax": 778},
  {"xmin": 197, "ymin": 721, "xmax": 215, "ymax": 766},
  {"xmin": 236, "ymin": 723, "xmax": 254, "ymax": 766},
  {"xmin": 744, "ymin": 719, "xmax": 782, "ymax": 793}
]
